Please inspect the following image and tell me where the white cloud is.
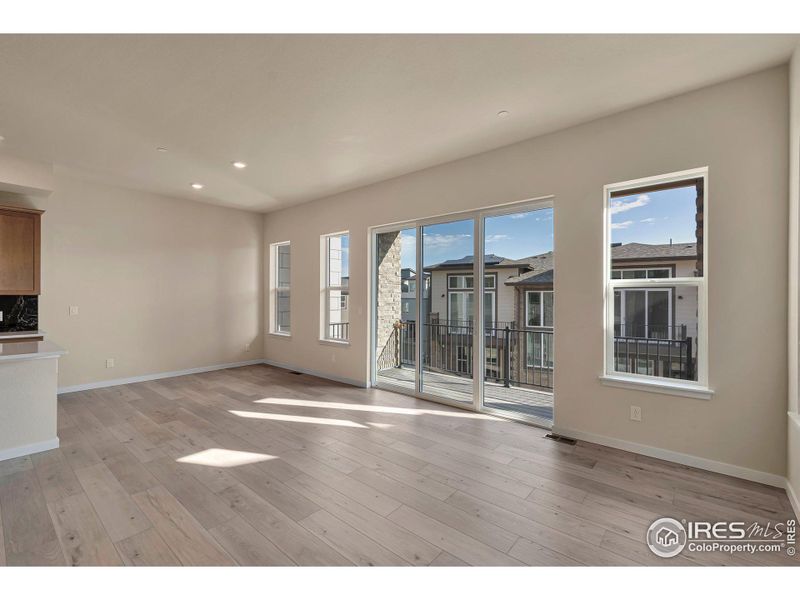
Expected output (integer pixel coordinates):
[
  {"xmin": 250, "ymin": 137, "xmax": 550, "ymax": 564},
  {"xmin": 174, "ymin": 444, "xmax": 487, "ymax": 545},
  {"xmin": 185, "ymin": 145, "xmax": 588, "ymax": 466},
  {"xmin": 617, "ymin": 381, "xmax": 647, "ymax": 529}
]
[
  {"xmin": 610, "ymin": 194, "xmax": 650, "ymax": 215},
  {"xmin": 640, "ymin": 217, "xmax": 657, "ymax": 224},
  {"xmin": 485, "ymin": 234, "xmax": 510, "ymax": 243},
  {"xmin": 399, "ymin": 233, "xmax": 417, "ymax": 253},
  {"xmin": 509, "ymin": 213, "xmax": 527, "ymax": 220},
  {"xmin": 422, "ymin": 233, "xmax": 471, "ymax": 249},
  {"xmin": 611, "ymin": 220, "xmax": 634, "ymax": 230}
]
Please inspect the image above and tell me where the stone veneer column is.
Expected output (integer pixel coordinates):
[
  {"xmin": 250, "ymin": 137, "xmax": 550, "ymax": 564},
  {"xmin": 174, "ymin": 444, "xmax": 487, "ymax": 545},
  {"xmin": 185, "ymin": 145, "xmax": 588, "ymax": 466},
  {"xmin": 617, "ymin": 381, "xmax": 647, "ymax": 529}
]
[{"xmin": 375, "ymin": 231, "xmax": 403, "ymax": 354}]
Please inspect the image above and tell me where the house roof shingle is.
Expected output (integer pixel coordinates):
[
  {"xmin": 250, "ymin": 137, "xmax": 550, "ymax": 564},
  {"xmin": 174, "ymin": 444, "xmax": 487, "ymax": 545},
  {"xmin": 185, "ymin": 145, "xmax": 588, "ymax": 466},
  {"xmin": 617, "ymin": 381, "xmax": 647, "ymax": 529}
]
[
  {"xmin": 611, "ymin": 242, "xmax": 697, "ymax": 261},
  {"xmin": 504, "ymin": 252, "xmax": 554, "ymax": 286},
  {"xmin": 426, "ymin": 254, "xmax": 506, "ymax": 269},
  {"xmin": 423, "ymin": 242, "xmax": 696, "ymax": 286}
]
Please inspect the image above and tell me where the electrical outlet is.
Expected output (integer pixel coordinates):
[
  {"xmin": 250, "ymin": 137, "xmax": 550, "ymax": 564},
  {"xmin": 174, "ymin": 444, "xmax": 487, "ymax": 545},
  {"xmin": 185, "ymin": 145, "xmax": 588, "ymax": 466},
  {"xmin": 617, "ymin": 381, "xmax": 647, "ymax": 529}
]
[
  {"xmin": 245, "ymin": 343, "xmax": 251, "ymax": 352},
  {"xmin": 69, "ymin": 305, "xmax": 79, "ymax": 316},
  {"xmin": 106, "ymin": 358, "xmax": 115, "ymax": 368},
  {"xmin": 630, "ymin": 405, "xmax": 642, "ymax": 422}
]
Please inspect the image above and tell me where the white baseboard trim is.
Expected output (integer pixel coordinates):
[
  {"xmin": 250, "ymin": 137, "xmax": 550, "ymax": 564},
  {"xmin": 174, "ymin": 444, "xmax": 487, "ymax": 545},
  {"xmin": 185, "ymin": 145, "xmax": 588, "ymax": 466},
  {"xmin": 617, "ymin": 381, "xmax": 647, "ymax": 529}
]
[
  {"xmin": 262, "ymin": 359, "xmax": 366, "ymax": 388},
  {"xmin": 57, "ymin": 359, "xmax": 265, "ymax": 394},
  {"xmin": 785, "ymin": 477, "xmax": 800, "ymax": 520},
  {"xmin": 0, "ymin": 437, "xmax": 59, "ymax": 462},
  {"xmin": 57, "ymin": 357, "xmax": 367, "ymax": 395},
  {"xmin": 552, "ymin": 425, "xmax": 785, "ymax": 488}
]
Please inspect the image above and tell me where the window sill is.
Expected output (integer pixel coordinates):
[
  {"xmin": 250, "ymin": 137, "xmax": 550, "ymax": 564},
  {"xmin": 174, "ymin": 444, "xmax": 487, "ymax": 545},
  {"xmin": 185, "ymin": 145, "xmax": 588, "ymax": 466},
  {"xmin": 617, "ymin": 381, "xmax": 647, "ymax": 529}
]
[
  {"xmin": 268, "ymin": 331, "xmax": 291, "ymax": 338},
  {"xmin": 319, "ymin": 338, "xmax": 350, "ymax": 347},
  {"xmin": 599, "ymin": 374, "xmax": 714, "ymax": 400}
]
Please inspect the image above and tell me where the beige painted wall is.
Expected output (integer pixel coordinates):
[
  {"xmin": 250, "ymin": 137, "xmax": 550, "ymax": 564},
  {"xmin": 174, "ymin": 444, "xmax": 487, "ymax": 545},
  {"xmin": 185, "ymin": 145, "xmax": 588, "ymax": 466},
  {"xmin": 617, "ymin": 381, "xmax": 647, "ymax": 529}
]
[
  {"xmin": 264, "ymin": 66, "xmax": 789, "ymax": 478},
  {"xmin": 788, "ymin": 45, "xmax": 800, "ymax": 513},
  {"xmin": 1, "ymin": 170, "xmax": 264, "ymax": 388}
]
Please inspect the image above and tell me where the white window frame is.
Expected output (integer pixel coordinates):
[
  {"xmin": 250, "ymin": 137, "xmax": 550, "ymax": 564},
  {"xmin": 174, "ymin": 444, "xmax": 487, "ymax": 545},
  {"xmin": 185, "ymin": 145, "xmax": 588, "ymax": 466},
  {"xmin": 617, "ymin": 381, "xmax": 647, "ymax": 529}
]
[
  {"xmin": 321, "ymin": 231, "xmax": 350, "ymax": 344},
  {"xmin": 525, "ymin": 290, "xmax": 554, "ymax": 329},
  {"xmin": 269, "ymin": 241, "xmax": 291, "ymax": 336},
  {"xmin": 614, "ymin": 288, "xmax": 673, "ymax": 339},
  {"xmin": 447, "ymin": 290, "xmax": 496, "ymax": 325},
  {"xmin": 525, "ymin": 331, "xmax": 554, "ymax": 369},
  {"xmin": 447, "ymin": 272, "xmax": 496, "ymax": 326},
  {"xmin": 447, "ymin": 273, "xmax": 496, "ymax": 290},
  {"xmin": 611, "ymin": 267, "xmax": 672, "ymax": 279},
  {"xmin": 601, "ymin": 167, "xmax": 712, "ymax": 399}
]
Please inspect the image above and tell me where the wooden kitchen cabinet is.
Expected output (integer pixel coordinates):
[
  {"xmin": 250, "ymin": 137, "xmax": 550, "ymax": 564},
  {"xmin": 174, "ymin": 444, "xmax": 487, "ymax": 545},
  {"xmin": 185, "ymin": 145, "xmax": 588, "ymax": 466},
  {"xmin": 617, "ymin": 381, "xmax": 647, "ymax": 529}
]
[{"xmin": 0, "ymin": 205, "xmax": 43, "ymax": 295}]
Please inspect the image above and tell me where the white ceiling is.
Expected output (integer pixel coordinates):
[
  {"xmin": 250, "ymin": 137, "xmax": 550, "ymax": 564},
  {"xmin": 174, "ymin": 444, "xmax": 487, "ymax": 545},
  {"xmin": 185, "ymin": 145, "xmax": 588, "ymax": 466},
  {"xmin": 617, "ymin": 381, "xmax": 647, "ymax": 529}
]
[{"xmin": 0, "ymin": 34, "xmax": 797, "ymax": 212}]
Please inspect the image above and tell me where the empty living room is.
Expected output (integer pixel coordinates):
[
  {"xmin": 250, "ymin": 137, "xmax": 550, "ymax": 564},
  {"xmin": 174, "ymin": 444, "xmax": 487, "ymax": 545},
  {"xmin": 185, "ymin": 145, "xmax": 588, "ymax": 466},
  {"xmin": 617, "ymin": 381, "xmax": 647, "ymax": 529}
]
[{"xmin": 0, "ymin": 2, "xmax": 799, "ymax": 595}]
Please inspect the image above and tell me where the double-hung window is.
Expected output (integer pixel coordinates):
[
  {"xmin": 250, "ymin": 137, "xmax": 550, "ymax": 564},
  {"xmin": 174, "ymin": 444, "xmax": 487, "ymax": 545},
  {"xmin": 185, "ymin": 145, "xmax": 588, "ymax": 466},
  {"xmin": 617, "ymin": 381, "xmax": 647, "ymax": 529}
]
[
  {"xmin": 322, "ymin": 232, "xmax": 350, "ymax": 342},
  {"xmin": 447, "ymin": 273, "xmax": 496, "ymax": 327},
  {"xmin": 525, "ymin": 291, "xmax": 554, "ymax": 328},
  {"xmin": 604, "ymin": 168, "xmax": 708, "ymax": 393},
  {"xmin": 270, "ymin": 241, "xmax": 291, "ymax": 335},
  {"xmin": 525, "ymin": 291, "xmax": 554, "ymax": 369}
]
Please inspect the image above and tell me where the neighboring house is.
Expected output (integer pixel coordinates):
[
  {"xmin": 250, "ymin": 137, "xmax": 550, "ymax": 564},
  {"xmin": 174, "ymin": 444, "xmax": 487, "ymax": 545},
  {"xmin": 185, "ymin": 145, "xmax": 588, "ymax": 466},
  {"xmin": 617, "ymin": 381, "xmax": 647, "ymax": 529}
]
[
  {"xmin": 425, "ymin": 254, "xmax": 531, "ymax": 326},
  {"xmin": 422, "ymin": 254, "xmax": 534, "ymax": 383},
  {"xmin": 408, "ymin": 241, "xmax": 699, "ymax": 387},
  {"xmin": 400, "ymin": 268, "xmax": 430, "ymax": 321},
  {"xmin": 505, "ymin": 242, "xmax": 698, "ymax": 382}
]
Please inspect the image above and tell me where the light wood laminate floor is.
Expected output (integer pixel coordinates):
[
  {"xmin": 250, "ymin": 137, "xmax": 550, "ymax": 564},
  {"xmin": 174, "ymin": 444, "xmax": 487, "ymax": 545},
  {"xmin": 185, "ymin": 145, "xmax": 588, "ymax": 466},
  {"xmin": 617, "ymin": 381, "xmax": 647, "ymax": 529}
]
[{"xmin": 0, "ymin": 365, "xmax": 796, "ymax": 566}]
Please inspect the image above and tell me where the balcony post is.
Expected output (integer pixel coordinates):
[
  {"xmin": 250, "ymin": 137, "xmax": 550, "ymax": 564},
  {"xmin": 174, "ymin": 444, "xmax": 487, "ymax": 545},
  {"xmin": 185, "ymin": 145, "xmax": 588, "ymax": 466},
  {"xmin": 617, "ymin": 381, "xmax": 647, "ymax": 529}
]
[
  {"xmin": 394, "ymin": 324, "xmax": 401, "ymax": 368},
  {"xmin": 504, "ymin": 326, "xmax": 511, "ymax": 388}
]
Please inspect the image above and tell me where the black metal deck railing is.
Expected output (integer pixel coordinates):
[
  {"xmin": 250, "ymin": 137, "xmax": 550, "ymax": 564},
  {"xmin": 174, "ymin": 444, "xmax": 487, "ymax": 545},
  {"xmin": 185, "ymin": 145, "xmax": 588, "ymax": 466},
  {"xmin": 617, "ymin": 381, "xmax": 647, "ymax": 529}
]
[
  {"xmin": 376, "ymin": 320, "xmax": 696, "ymax": 388},
  {"xmin": 613, "ymin": 323, "xmax": 695, "ymax": 380},
  {"xmin": 377, "ymin": 320, "xmax": 555, "ymax": 390}
]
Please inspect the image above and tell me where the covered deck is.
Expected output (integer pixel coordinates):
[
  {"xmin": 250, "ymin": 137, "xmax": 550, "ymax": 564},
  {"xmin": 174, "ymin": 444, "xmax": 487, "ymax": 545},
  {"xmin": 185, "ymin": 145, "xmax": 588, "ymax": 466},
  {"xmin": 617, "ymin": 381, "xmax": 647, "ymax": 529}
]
[{"xmin": 377, "ymin": 366, "xmax": 553, "ymax": 428}]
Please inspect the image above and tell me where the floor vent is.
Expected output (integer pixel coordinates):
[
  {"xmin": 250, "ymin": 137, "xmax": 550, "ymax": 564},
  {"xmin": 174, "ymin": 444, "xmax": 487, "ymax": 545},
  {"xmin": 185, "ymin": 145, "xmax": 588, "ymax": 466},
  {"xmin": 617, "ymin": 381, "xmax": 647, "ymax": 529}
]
[
  {"xmin": 289, "ymin": 371, "xmax": 303, "ymax": 375},
  {"xmin": 545, "ymin": 433, "xmax": 577, "ymax": 445}
]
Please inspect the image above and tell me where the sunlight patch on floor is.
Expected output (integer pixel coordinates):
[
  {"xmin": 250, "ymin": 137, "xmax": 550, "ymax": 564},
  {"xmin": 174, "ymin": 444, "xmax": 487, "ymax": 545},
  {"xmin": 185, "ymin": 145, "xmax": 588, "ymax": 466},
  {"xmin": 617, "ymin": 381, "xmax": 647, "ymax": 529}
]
[
  {"xmin": 252, "ymin": 397, "xmax": 504, "ymax": 421},
  {"xmin": 175, "ymin": 448, "xmax": 276, "ymax": 467},
  {"xmin": 229, "ymin": 409, "xmax": 371, "ymax": 428}
]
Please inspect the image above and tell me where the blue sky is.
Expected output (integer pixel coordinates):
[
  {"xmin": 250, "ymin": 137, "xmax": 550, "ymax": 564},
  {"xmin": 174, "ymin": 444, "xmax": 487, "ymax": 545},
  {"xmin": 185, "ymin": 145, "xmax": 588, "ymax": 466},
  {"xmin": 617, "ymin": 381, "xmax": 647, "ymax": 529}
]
[
  {"xmin": 610, "ymin": 186, "xmax": 696, "ymax": 245},
  {"xmin": 398, "ymin": 208, "xmax": 555, "ymax": 269},
  {"xmin": 340, "ymin": 234, "xmax": 349, "ymax": 278},
  {"xmin": 395, "ymin": 187, "xmax": 695, "ymax": 270}
]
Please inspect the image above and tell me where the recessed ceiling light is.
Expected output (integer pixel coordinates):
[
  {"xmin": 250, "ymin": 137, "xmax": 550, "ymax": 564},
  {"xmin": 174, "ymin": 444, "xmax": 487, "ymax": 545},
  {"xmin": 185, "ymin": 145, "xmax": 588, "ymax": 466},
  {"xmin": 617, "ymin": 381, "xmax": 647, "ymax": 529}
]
[
  {"xmin": 497, "ymin": 110, "xmax": 510, "ymax": 118},
  {"xmin": 0, "ymin": 135, "xmax": 5, "ymax": 142},
  {"xmin": 232, "ymin": 161, "xmax": 247, "ymax": 169},
  {"xmin": 191, "ymin": 183, "xmax": 204, "ymax": 190},
  {"xmin": 156, "ymin": 147, "xmax": 168, "ymax": 152}
]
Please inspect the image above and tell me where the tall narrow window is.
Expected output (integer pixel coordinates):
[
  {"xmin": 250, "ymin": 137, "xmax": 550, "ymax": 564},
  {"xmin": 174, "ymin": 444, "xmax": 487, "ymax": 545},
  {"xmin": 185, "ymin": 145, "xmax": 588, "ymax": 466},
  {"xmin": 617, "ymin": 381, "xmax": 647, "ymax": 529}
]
[
  {"xmin": 270, "ymin": 241, "xmax": 291, "ymax": 334},
  {"xmin": 525, "ymin": 291, "xmax": 554, "ymax": 328},
  {"xmin": 323, "ymin": 232, "xmax": 350, "ymax": 341},
  {"xmin": 604, "ymin": 168, "xmax": 707, "ymax": 389}
]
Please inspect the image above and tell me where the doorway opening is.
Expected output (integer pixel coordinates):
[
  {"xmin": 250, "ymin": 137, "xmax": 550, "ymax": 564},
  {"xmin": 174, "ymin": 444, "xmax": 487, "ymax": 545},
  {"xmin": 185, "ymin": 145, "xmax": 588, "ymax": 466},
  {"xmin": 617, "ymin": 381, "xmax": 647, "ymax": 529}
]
[{"xmin": 371, "ymin": 199, "xmax": 554, "ymax": 428}]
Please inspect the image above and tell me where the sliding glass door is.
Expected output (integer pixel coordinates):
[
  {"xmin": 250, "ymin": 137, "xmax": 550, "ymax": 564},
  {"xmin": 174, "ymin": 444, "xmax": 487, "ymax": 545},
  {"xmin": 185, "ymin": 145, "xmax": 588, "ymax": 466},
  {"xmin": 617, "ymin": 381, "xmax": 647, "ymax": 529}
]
[
  {"xmin": 371, "ymin": 200, "xmax": 554, "ymax": 427},
  {"xmin": 481, "ymin": 207, "xmax": 554, "ymax": 427},
  {"xmin": 420, "ymin": 219, "xmax": 475, "ymax": 404}
]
